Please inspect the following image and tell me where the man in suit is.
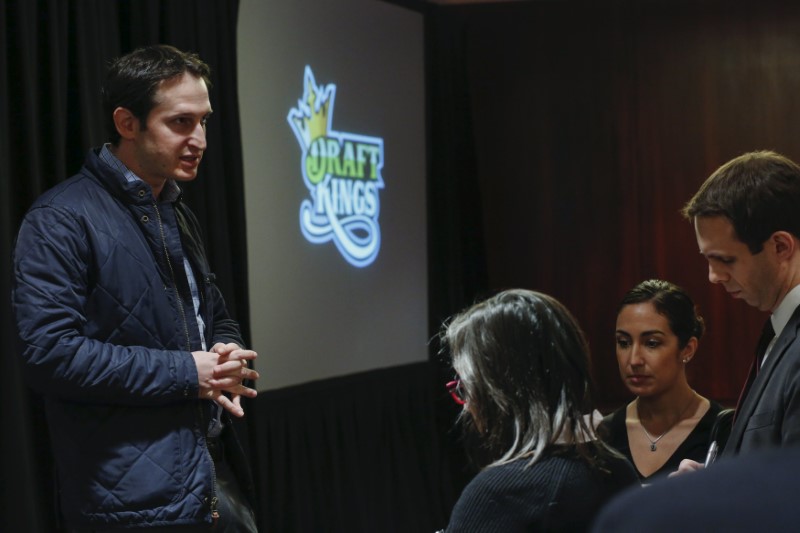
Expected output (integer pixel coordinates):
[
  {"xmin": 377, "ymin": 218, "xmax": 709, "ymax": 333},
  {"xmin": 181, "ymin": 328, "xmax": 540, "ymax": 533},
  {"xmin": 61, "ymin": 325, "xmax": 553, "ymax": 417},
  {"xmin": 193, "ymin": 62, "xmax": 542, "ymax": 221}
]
[
  {"xmin": 591, "ymin": 447, "xmax": 800, "ymax": 532},
  {"xmin": 677, "ymin": 150, "xmax": 800, "ymax": 473}
]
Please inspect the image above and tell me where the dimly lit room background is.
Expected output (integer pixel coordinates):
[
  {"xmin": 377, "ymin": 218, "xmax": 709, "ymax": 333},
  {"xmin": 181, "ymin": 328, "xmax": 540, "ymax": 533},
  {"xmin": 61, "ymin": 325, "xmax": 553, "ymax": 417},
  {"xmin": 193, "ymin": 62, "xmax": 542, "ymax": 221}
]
[{"xmin": 2, "ymin": 0, "xmax": 797, "ymax": 530}]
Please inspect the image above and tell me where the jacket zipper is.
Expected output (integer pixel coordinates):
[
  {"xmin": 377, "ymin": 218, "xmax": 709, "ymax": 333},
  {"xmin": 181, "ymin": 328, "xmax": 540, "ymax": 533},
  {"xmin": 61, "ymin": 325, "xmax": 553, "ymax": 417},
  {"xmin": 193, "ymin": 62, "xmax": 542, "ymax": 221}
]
[
  {"xmin": 198, "ymin": 401, "xmax": 221, "ymax": 526},
  {"xmin": 197, "ymin": 269, "xmax": 218, "ymax": 525},
  {"xmin": 155, "ymin": 202, "xmax": 219, "ymax": 524},
  {"xmin": 211, "ymin": 496, "xmax": 220, "ymax": 524},
  {"xmin": 153, "ymin": 202, "xmax": 191, "ymax": 352}
]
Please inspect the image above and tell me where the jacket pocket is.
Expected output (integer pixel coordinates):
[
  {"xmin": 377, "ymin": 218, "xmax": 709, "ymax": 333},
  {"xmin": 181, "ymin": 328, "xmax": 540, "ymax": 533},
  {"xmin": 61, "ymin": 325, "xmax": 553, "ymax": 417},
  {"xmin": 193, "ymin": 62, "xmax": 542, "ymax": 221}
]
[{"xmin": 745, "ymin": 410, "xmax": 776, "ymax": 431}]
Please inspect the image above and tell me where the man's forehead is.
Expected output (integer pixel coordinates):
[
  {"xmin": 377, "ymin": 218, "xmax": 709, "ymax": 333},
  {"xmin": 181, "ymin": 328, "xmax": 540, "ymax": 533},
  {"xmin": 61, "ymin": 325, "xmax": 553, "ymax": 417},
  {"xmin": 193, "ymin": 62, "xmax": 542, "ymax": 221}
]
[
  {"xmin": 694, "ymin": 216, "xmax": 737, "ymax": 238},
  {"xmin": 152, "ymin": 74, "xmax": 209, "ymax": 106},
  {"xmin": 694, "ymin": 216, "xmax": 746, "ymax": 253}
]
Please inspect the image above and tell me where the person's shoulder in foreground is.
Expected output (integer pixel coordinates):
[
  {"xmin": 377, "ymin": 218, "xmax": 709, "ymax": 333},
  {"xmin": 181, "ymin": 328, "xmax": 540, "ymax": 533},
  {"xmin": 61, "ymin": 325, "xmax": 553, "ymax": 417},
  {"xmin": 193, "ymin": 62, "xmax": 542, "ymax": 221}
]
[{"xmin": 591, "ymin": 447, "xmax": 800, "ymax": 533}]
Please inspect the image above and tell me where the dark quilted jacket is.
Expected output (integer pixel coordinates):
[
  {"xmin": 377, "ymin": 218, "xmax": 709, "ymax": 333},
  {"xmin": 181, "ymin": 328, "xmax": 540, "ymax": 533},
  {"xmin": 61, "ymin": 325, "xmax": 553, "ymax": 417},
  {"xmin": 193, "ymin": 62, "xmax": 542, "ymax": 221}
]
[{"xmin": 12, "ymin": 148, "xmax": 252, "ymax": 529}]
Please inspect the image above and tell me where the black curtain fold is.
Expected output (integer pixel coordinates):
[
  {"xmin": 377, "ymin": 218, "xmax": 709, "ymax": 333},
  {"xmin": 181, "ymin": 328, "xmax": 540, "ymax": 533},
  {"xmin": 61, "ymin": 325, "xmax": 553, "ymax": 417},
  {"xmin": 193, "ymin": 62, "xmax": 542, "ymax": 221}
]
[
  {"xmin": 251, "ymin": 363, "xmax": 456, "ymax": 533},
  {"xmin": 425, "ymin": 5, "xmax": 488, "ymax": 510},
  {"xmin": 1, "ymin": 1, "xmax": 248, "ymax": 530}
]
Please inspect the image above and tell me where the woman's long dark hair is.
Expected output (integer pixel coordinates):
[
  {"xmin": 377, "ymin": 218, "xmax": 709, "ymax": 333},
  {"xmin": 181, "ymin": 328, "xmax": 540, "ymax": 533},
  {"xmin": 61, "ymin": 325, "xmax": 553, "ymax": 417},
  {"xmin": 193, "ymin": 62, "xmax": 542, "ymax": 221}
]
[{"xmin": 444, "ymin": 289, "xmax": 613, "ymax": 468}]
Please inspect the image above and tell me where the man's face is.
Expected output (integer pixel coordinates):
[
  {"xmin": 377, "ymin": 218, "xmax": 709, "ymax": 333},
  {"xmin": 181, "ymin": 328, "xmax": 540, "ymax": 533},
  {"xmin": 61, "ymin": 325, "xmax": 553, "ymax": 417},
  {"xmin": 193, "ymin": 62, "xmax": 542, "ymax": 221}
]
[
  {"xmin": 694, "ymin": 215, "xmax": 781, "ymax": 312},
  {"xmin": 131, "ymin": 72, "xmax": 212, "ymax": 188}
]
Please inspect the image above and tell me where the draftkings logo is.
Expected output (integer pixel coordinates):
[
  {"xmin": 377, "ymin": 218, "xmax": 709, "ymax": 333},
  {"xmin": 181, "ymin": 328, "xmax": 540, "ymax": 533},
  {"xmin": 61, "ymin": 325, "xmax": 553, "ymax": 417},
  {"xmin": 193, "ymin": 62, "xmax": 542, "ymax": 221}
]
[{"xmin": 287, "ymin": 66, "xmax": 385, "ymax": 268}]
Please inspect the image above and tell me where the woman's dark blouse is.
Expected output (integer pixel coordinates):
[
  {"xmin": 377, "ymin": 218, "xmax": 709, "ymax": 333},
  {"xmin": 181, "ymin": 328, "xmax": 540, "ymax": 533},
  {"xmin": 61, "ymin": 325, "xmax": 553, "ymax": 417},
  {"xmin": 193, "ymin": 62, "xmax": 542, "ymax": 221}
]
[
  {"xmin": 445, "ymin": 444, "xmax": 639, "ymax": 532},
  {"xmin": 600, "ymin": 400, "xmax": 723, "ymax": 481}
]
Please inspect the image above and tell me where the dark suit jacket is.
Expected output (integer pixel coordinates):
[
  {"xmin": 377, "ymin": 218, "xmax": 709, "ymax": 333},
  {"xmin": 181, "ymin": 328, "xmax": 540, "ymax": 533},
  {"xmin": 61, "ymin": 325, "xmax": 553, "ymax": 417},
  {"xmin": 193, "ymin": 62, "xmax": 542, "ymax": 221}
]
[
  {"xmin": 724, "ymin": 304, "xmax": 800, "ymax": 456},
  {"xmin": 591, "ymin": 448, "xmax": 800, "ymax": 533}
]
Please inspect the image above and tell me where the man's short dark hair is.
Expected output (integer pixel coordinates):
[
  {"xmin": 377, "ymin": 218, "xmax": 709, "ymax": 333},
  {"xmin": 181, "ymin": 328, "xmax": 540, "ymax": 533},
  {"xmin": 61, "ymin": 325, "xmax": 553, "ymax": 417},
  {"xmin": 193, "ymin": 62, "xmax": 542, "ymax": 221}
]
[
  {"xmin": 682, "ymin": 150, "xmax": 800, "ymax": 254},
  {"xmin": 101, "ymin": 44, "xmax": 212, "ymax": 145}
]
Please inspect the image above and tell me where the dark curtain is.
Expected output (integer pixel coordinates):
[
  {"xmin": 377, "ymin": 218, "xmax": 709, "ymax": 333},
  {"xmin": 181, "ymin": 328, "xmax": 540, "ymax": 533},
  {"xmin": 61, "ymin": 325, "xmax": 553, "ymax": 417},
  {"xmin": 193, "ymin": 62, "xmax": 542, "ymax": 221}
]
[
  {"xmin": 0, "ymin": 1, "xmax": 248, "ymax": 531},
  {"xmin": 429, "ymin": 0, "xmax": 800, "ymax": 411},
  {"xmin": 252, "ymin": 363, "xmax": 459, "ymax": 533},
  {"xmin": 425, "ymin": 4, "xmax": 489, "ymax": 515}
]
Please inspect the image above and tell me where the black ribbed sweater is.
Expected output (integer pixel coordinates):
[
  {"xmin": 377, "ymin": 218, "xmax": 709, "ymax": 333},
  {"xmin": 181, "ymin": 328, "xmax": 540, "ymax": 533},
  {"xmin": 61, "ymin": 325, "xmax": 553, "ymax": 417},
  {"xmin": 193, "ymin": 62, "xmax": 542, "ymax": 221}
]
[{"xmin": 445, "ymin": 445, "xmax": 638, "ymax": 532}]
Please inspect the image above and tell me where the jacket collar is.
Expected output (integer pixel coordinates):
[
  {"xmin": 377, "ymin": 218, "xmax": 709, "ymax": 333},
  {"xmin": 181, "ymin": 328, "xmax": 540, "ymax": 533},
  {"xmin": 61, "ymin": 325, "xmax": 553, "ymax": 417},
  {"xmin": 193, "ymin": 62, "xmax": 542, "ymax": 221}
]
[{"xmin": 85, "ymin": 146, "xmax": 183, "ymax": 204}]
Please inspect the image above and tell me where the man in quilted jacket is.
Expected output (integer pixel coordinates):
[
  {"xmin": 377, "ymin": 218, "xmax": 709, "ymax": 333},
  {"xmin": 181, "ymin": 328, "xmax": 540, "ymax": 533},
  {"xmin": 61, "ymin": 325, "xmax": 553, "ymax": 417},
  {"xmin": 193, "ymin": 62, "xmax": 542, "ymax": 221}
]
[{"xmin": 12, "ymin": 45, "xmax": 259, "ymax": 532}]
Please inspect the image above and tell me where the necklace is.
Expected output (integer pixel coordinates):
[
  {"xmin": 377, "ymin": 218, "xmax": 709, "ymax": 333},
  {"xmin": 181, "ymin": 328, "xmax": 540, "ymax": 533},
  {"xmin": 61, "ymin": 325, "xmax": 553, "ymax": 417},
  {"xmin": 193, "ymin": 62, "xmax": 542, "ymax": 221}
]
[{"xmin": 636, "ymin": 391, "xmax": 697, "ymax": 452}]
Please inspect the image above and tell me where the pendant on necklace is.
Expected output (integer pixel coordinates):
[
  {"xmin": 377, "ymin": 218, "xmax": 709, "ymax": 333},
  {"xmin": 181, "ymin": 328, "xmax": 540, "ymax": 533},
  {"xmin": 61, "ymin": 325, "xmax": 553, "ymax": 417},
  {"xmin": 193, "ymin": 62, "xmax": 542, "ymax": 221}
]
[{"xmin": 650, "ymin": 443, "xmax": 657, "ymax": 452}]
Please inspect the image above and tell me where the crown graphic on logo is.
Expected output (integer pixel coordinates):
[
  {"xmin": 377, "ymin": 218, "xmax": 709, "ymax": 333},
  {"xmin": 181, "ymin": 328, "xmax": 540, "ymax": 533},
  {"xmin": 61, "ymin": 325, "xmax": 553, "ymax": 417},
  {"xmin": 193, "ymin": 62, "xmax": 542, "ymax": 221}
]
[{"xmin": 289, "ymin": 67, "xmax": 335, "ymax": 149}]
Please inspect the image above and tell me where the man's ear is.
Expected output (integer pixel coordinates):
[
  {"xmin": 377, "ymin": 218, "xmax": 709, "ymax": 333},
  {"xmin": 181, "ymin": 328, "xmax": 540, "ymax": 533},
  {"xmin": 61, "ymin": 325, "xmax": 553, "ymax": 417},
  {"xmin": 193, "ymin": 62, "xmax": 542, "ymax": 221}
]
[
  {"xmin": 771, "ymin": 231, "xmax": 796, "ymax": 260},
  {"xmin": 112, "ymin": 107, "xmax": 139, "ymax": 140}
]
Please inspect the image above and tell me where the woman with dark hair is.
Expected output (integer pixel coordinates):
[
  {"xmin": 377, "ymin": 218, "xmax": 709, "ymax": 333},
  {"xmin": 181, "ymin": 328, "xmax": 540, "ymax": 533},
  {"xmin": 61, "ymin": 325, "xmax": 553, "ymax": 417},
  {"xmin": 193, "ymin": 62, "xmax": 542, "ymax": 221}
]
[
  {"xmin": 601, "ymin": 279, "xmax": 724, "ymax": 482},
  {"xmin": 442, "ymin": 289, "xmax": 638, "ymax": 532}
]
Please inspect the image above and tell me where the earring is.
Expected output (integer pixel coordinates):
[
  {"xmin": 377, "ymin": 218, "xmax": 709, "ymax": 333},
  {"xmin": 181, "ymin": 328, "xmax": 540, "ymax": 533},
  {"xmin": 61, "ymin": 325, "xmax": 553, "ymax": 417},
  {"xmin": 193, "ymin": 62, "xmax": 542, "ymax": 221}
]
[{"xmin": 682, "ymin": 358, "xmax": 690, "ymax": 363}]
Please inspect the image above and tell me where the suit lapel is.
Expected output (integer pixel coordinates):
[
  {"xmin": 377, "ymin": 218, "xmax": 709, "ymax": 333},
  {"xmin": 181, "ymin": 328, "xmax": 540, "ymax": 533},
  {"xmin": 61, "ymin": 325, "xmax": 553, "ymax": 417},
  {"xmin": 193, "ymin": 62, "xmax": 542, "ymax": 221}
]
[{"xmin": 727, "ymin": 307, "xmax": 800, "ymax": 453}]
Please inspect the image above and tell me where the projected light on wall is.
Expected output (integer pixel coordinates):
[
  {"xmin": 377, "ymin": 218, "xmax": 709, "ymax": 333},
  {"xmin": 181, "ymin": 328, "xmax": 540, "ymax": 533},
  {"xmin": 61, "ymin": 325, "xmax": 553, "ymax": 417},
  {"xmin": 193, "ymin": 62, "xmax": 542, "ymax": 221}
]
[
  {"xmin": 240, "ymin": 0, "xmax": 426, "ymax": 389},
  {"xmin": 288, "ymin": 66, "xmax": 385, "ymax": 268}
]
